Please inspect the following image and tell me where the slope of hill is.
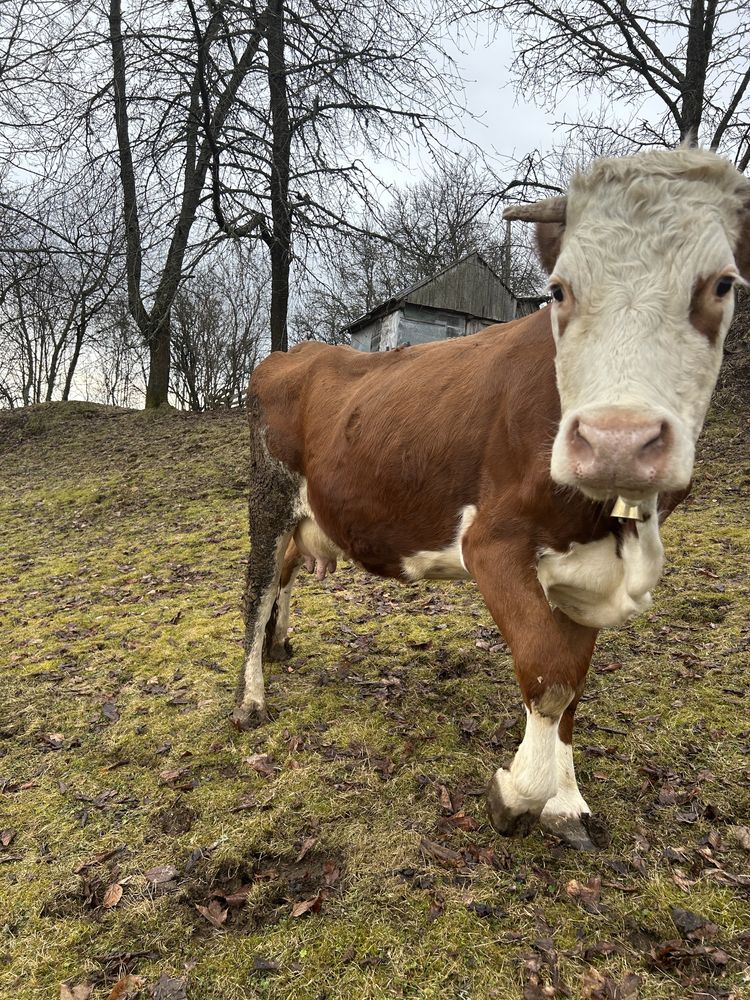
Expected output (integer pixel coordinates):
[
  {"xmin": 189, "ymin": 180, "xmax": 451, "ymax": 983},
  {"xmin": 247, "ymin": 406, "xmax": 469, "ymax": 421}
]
[
  {"xmin": 0, "ymin": 398, "xmax": 748, "ymax": 1000},
  {"xmin": 717, "ymin": 287, "xmax": 750, "ymax": 404}
]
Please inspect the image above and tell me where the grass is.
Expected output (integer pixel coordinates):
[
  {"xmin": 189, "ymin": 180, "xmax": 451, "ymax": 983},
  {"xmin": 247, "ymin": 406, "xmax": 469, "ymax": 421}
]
[{"xmin": 0, "ymin": 399, "xmax": 748, "ymax": 1000}]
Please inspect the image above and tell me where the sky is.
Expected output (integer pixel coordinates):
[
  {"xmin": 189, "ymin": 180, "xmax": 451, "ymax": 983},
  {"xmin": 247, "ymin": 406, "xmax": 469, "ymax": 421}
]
[
  {"xmin": 370, "ymin": 20, "xmax": 586, "ymax": 187},
  {"xmin": 449, "ymin": 26, "xmax": 565, "ymax": 159}
]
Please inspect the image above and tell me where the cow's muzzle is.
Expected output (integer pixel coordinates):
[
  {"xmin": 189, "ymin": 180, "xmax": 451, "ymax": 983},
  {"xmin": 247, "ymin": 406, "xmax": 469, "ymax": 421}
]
[{"xmin": 557, "ymin": 407, "xmax": 680, "ymax": 498}]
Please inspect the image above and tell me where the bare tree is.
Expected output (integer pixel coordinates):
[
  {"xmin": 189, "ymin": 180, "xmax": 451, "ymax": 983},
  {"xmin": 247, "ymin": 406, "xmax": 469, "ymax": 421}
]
[
  {"xmin": 478, "ymin": 0, "xmax": 750, "ymax": 168},
  {"xmin": 0, "ymin": 178, "xmax": 121, "ymax": 408},
  {"xmin": 90, "ymin": 295, "xmax": 147, "ymax": 408},
  {"xmin": 291, "ymin": 153, "xmax": 545, "ymax": 345},
  {"xmin": 171, "ymin": 252, "xmax": 266, "ymax": 410},
  {"xmin": 107, "ymin": 0, "xmax": 276, "ymax": 406},
  {"xmin": 193, "ymin": 0, "xmax": 465, "ymax": 353},
  {"xmin": 379, "ymin": 155, "xmax": 543, "ymax": 293},
  {"xmin": 1, "ymin": 0, "xmax": 467, "ymax": 404}
]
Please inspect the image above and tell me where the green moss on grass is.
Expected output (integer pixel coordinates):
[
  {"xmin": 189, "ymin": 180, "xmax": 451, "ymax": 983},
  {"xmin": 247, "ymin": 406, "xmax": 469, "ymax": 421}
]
[{"xmin": 0, "ymin": 402, "xmax": 748, "ymax": 999}]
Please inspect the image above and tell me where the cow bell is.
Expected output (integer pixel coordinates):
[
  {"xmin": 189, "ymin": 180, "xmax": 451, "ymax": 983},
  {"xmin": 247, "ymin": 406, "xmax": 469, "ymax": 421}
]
[{"xmin": 611, "ymin": 497, "xmax": 644, "ymax": 521}]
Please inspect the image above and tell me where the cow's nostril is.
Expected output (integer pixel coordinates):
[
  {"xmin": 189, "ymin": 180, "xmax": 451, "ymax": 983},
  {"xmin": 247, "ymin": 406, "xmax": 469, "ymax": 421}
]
[
  {"xmin": 565, "ymin": 410, "xmax": 674, "ymax": 487},
  {"xmin": 569, "ymin": 419, "xmax": 594, "ymax": 456},
  {"xmin": 640, "ymin": 421, "xmax": 669, "ymax": 453}
]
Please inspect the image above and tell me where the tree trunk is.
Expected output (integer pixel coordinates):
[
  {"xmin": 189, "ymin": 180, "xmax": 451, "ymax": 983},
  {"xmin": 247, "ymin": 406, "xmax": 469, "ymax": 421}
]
[
  {"xmin": 62, "ymin": 303, "xmax": 87, "ymax": 401},
  {"xmin": 62, "ymin": 327, "xmax": 84, "ymax": 401},
  {"xmin": 269, "ymin": 242, "xmax": 290, "ymax": 353},
  {"xmin": 267, "ymin": 0, "xmax": 292, "ymax": 354},
  {"xmin": 144, "ymin": 315, "xmax": 172, "ymax": 408},
  {"xmin": 681, "ymin": 0, "xmax": 714, "ymax": 143}
]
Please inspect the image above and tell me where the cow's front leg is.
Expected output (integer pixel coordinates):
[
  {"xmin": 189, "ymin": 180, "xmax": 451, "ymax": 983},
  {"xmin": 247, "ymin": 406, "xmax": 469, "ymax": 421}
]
[
  {"xmin": 486, "ymin": 684, "xmax": 574, "ymax": 837},
  {"xmin": 539, "ymin": 702, "xmax": 610, "ymax": 850},
  {"xmin": 465, "ymin": 532, "xmax": 599, "ymax": 845}
]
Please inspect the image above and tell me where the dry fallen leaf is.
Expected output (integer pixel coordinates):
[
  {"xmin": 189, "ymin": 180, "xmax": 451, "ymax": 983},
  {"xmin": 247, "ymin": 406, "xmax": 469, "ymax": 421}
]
[
  {"xmin": 102, "ymin": 701, "xmax": 120, "ymax": 723},
  {"xmin": 60, "ymin": 985, "xmax": 93, "ymax": 1000},
  {"xmin": 323, "ymin": 860, "xmax": 340, "ymax": 887},
  {"xmin": 566, "ymin": 877, "xmax": 604, "ymax": 914},
  {"xmin": 0, "ymin": 828, "xmax": 17, "ymax": 848},
  {"xmin": 435, "ymin": 783, "xmax": 452, "ymax": 813},
  {"xmin": 106, "ymin": 974, "xmax": 146, "ymax": 999},
  {"xmin": 581, "ymin": 967, "xmax": 608, "ymax": 998},
  {"xmin": 671, "ymin": 867, "xmax": 696, "ymax": 892},
  {"xmin": 597, "ymin": 661, "xmax": 623, "ymax": 673},
  {"xmin": 151, "ymin": 974, "xmax": 187, "ymax": 1000},
  {"xmin": 102, "ymin": 882, "xmax": 123, "ymax": 909},
  {"xmin": 196, "ymin": 899, "xmax": 228, "ymax": 928},
  {"xmin": 419, "ymin": 836, "xmax": 462, "ymax": 867},
  {"xmin": 158, "ymin": 768, "xmax": 187, "ymax": 785},
  {"xmin": 619, "ymin": 972, "xmax": 641, "ymax": 999},
  {"xmin": 670, "ymin": 905, "xmax": 719, "ymax": 940},
  {"xmin": 295, "ymin": 836, "xmax": 317, "ymax": 862},
  {"xmin": 445, "ymin": 810, "xmax": 479, "ymax": 832},
  {"xmin": 245, "ymin": 753, "xmax": 276, "ymax": 778},
  {"xmin": 251, "ymin": 956, "xmax": 280, "ymax": 972},
  {"xmin": 212, "ymin": 884, "xmax": 252, "ymax": 908},
  {"xmin": 291, "ymin": 893, "xmax": 322, "ymax": 917},
  {"xmin": 144, "ymin": 864, "xmax": 179, "ymax": 885}
]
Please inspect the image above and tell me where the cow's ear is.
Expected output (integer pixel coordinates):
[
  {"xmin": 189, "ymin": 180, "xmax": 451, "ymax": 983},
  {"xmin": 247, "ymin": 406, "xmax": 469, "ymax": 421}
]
[
  {"xmin": 736, "ymin": 207, "xmax": 750, "ymax": 282},
  {"xmin": 535, "ymin": 222, "xmax": 565, "ymax": 275}
]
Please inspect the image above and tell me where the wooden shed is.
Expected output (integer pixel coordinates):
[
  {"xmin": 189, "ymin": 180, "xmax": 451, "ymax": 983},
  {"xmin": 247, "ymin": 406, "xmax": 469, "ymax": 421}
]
[{"xmin": 343, "ymin": 252, "xmax": 536, "ymax": 352}]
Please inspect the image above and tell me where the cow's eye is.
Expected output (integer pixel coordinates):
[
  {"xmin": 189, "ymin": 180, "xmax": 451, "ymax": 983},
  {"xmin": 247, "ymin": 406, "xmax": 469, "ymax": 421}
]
[
  {"xmin": 715, "ymin": 275, "xmax": 735, "ymax": 298},
  {"xmin": 550, "ymin": 284, "xmax": 565, "ymax": 303}
]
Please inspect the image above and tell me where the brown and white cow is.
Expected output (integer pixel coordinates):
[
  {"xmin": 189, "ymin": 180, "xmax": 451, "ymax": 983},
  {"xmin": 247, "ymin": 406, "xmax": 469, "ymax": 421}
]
[{"xmin": 234, "ymin": 147, "xmax": 750, "ymax": 850}]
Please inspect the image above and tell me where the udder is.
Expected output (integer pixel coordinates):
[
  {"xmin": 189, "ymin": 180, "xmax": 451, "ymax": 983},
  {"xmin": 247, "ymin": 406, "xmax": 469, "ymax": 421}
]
[{"xmin": 293, "ymin": 517, "xmax": 343, "ymax": 580}]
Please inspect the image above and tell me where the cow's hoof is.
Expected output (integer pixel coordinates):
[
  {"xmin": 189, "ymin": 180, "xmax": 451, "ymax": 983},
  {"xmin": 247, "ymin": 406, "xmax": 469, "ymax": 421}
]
[
  {"xmin": 231, "ymin": 703, "xmax": 268, "ymax": 730},
  {"xmin": 267, "ymin": 639, "xmax": 293, "ymax": 662},
  {"xmin": 486, "ymin": 773, "xmax": 540, "ymax": 837},
  {"xmin": 541, "ymin": 812, "xmax": 610, "ymax": 851}
]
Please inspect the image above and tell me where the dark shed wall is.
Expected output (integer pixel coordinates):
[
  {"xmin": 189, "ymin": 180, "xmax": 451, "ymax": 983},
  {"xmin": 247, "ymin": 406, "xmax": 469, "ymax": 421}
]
[{"xmin": 398, "ymin": 305, "xmax": 465, "ymax": 347}]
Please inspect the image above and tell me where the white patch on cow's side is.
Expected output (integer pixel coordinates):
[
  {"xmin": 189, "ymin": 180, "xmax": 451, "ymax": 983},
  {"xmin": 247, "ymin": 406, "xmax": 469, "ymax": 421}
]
[
  {"xmin": 294, "ymin": 479, "xmax": 313, "ymax": 520},
  {"xmin": 540, "ymin": 738, "xmax": 590, "ymax": 824},
  {"xmin": 537, "ymin": 501, "xmax": 664, "ymax": 628},
  {"xmin": 401, "ymin": 505, "xmax": 477, "ymax": 581},
  {"xmin": 238, "ymin": 531, "xmax": 293, "ymax": 716},
  {"xmin": 489, "ymin": 706, "xmax": 563, "ymax": 816}
]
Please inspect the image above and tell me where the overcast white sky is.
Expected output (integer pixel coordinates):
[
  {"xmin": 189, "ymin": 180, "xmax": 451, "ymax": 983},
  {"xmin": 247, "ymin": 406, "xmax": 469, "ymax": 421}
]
[
  {"xmin": 368, "ymin": 21, "xmax": 591, "ymax": 188},
  {"xmin": 449, "ymin": 27, "xmax": 564, "ymax": 158}
]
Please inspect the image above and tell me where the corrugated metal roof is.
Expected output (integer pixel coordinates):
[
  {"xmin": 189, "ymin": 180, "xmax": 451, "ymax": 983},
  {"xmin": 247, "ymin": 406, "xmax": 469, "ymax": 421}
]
[{"xmin": 341, "ymin": 251, "xmax": 517, "ymax": 335}]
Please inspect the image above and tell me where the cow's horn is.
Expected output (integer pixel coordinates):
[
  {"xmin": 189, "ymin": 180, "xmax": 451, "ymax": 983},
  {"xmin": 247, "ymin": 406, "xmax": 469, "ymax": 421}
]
[{"xmin": 503, "ymin": 196, "xmax": 567, "ymax": 223}]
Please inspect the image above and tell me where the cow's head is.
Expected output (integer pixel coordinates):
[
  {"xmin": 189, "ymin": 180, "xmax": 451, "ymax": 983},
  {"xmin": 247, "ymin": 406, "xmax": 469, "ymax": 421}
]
[{"xmin": 505, "ymin": 149, "xmax": 750, "ymax": 503}]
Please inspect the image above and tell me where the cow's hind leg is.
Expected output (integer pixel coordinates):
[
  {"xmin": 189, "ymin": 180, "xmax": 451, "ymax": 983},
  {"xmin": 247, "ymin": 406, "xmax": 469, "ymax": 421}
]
[
  {"xmin": 233, "ymin": 432, "xmax": 301, "ymax": 730},
  {"xmin": 465, "ymin": 533, "xmax": 603, "ymax": 848},
  {"xmin": 265, "ymin": 540, "xmax": 303, "ymax": 661}
]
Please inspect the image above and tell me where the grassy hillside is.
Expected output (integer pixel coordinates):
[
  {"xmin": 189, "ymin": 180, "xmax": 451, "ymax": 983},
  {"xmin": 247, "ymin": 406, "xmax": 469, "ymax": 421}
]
[{"xmin": 0, "ymin": 399, "xmax": 749, "ymax": 1000}]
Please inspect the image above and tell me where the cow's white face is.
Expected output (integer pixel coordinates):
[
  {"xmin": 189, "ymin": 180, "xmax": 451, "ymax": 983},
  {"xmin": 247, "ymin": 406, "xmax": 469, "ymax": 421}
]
[{"xmin": 507, "ymin": 149, "xmax": 750, "ymax": 503}]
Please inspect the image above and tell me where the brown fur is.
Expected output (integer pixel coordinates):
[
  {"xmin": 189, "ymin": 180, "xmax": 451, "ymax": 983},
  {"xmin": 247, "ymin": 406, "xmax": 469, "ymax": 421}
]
[
  {"xmin": 689, "ymin": 275, "xmax": 730, "ymax": 343},
  {"xmin": 241, "ymin": 305, "xmax": 694, "ymax": 840},
  {"xmin": 249, "ymin": 310, "xmax": 616, "ymax": 724},
  {"xmin": 535, "ymin": 222, "xmax": 565, "ymax": 274},
  {"xmin": 253, "ymin": 310, "xmax": 614, "ymax": 578},
  {"xmin": 735, "ymin": 208, "xmax": 750, "ymax": 282}
]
